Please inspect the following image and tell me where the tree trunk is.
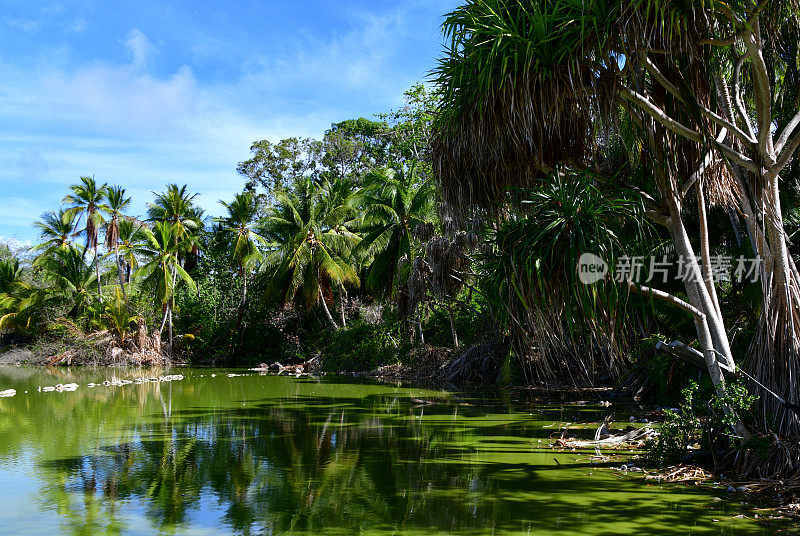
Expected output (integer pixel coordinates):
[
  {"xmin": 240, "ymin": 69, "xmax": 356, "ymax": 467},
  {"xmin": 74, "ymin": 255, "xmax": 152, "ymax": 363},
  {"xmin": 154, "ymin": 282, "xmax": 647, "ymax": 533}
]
[
  {"xmin": 168, "ymin": 303, "xmax": 173, "ymax": 351},
  {"xmin": 159, "ymin": 303, "xmax": 169, "ymax": 334},
  {"xmin": 448, "ymin": 302, "xmax": 459, "ymax": 349},
  {"xmin": 697, "ymin": 181, "xmax": 722, "ymax": 319},
  {"xmin": 242, "ymin": 270, "xmax": 248, "ymax": 306},
  {"xmin": 95, "ymin": 244, "xmax": 102, "ymax": 299},
  {"xmin": 665, "ymin": 195, "xmax": 747, "ymax": 438},
  {"xmin": 319, "ymin": 289, "xmax": 339, "ymax": 330},
  {"xmin": 669, "ymin": 201, "xmax": 736, "ymax": 371},
  {"xmin": 339, "ymin": 289, "xmax": 347, "ymax": 328},
  {"xmin": 114, "ymin": 245, "xmax": 127, "ymax": 299},
  {"xmin": 417, "ymin": 315, "xmax": 425, "ymax": 345}
]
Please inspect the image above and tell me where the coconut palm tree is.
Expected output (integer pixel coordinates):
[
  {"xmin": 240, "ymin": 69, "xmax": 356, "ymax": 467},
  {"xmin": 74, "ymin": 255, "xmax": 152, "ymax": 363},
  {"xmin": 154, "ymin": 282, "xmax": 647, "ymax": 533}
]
[
  {"xmin": 147, "ymin": 184, "xmax": 203, "ymax": 243},
  {"xmin": 353, "ymin": 167, "xmax": 434, "ymax": 296},
  {"xmin": 260, "ymin": 178, "xmax": 359, "ymax": 329},
  {"xmin": 39, "ymin": 246, "xmax": 97, "ymax": 318},
  {"xmin": 63, "ymin": 176, "xmax": 109, "ymax": 297},
  {"xmin": 116, "ymin": 218, "xmax": 149, "ymax": 292},
  {"xmin": 103, "ymin": 186, "xmax": 132, "ymax": 297},
  {"xmin": 30, "ymin": 209, "xmax": 78, "ymax": 261},
  {"xmin": 0, "ymin": 259, "xmax": 23, "ymax": 295},
  {"xmin": 0, "ymin": 259, "xmax": 47, "ymax": 331},
  {"xmin": 215, "ymin": 192, "xmax": 266, "ymax": 310},
  {"xmin": 138, "ymin": 222, "xmax": 197, "ymax": 348}
]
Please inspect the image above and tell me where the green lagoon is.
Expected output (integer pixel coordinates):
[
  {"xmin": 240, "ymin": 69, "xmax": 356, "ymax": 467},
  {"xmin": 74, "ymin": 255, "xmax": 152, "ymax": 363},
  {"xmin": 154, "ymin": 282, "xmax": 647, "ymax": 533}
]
[{"xmin": 0, "ymin": 367, "xmax": 776, "ymax": 535}]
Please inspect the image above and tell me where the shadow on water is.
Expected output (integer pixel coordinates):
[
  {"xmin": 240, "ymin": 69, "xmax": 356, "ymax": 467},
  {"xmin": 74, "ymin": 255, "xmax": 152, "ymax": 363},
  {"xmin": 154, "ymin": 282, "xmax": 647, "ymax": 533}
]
[{"xmin": 0, "ymin": 367, "xmax": 784, "ymax": 535}]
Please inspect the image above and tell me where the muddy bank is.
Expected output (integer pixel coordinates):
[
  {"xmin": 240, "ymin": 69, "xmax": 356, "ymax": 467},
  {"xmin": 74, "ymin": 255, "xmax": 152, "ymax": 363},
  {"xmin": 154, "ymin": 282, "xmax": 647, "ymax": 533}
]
[{"xmin": 0, "ymin": 323, "xmax": 172, "ymax": 367}]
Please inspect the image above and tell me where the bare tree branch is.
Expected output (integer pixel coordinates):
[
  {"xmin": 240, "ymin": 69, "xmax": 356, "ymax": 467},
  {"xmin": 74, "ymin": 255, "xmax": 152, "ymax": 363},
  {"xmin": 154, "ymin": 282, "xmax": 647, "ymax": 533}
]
[
  {"xmin": 776, "ymin": 111, "xmax": 800, "ymax": 154},
  {"xmin": 643, "ymin": 57, "xmax": 755, "ymax": 146},
  {"xmin": 733, "ymin": 53, "xmax": 757, "ymax": 141},
  {"xmin": 771, "ymin": 133, "xmax": 800, "ymax": 176}
]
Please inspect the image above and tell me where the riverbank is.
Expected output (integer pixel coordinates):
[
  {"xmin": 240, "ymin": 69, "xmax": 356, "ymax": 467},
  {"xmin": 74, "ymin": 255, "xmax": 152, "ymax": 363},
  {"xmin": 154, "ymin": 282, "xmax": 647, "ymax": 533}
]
[{"xmin": 0, "ymin": 323, "xmax": 170, "ymax": 367}]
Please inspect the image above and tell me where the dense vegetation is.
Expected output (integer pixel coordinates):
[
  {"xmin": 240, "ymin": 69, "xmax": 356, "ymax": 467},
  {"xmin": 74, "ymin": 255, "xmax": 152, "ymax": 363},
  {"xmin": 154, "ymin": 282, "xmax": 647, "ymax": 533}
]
[{"xmin": 4, "ymin": 0, "xmax": 800, "ymax": 476}]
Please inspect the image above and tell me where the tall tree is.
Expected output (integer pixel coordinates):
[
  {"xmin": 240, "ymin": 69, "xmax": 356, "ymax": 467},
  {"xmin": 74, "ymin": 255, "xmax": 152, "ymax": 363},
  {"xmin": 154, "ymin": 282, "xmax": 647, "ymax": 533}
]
[
  {"xmin": 30, "ymin": 209, "xmax": 78, "ymax": 259},
  {"xmin": 103, "ymin": 186, "xmax": 132, "ymax": 298},
  {"xmin": 147, "ymin": 184, "xmax": 203, "ymax": 244},
  {"xmin": 39, "ymin": 246, "xmax": 97, "ymax": 318},
  {"xmin": 116, "ymin": 219, "xmax": 149, "ymax": 292},
  {"xmin": 353, "ymin": 167, "xmax": 435, "ymax": 296},
  {"xmin": 433, "ymin": 0, "xmax": 800, "ymax": 436},
  {"xmin": 138, "ymin": 222, "xmax": 196, "ymax": 349},
  {"xmin": 215, "ymin": 192, "xmax": 266, "ymax": 311},
  {"xmin": 260, "ymin": 178, "xmax": 359, "ymax": 328},
  {"xmin": 63, "ymin": 176, "xmax": 109, "ymax": 297}
]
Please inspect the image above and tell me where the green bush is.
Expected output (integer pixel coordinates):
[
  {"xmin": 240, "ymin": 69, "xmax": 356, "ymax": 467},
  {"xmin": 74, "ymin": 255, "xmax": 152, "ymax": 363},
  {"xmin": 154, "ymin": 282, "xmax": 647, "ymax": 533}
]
[
  {"xmin": 317, "ymin": 316, "xmax": 406, "ymax": 372},
  {"xmin": 644, "ymin": 380, "xmax": 758, "ymax": 466}
]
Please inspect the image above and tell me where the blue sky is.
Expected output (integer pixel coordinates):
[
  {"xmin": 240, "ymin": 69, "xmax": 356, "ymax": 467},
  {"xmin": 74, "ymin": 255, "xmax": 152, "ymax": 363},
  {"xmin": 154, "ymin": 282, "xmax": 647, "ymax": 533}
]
[{"xmin": 0, "ymin": 0, "xmax": 458, "ymax": 244}]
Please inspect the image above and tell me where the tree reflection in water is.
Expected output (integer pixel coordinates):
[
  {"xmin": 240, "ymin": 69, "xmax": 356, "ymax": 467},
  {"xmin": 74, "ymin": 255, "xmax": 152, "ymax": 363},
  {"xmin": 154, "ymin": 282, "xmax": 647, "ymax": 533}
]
[{"xmin": 0, "ymin": 368, "xmax": 774, "ymax": 536}]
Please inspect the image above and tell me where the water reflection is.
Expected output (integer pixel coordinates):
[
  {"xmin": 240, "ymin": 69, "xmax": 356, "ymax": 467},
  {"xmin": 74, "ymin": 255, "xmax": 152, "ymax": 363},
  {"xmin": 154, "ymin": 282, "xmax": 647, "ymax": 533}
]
[{"xmin": 0, "ymin": 368, "xmax": 777, "ymax": 535}]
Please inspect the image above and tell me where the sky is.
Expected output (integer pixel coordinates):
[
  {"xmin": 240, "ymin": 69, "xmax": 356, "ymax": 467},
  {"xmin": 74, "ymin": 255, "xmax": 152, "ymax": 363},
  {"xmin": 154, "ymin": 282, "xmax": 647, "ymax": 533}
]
[{"xmin": 0, "ymin": 0, "xmax": 458, "ymax": 244}]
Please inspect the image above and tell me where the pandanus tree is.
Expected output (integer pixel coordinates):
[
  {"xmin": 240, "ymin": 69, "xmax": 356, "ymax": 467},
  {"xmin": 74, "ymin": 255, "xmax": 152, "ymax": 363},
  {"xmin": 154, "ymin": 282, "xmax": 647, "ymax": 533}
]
[
  {"xmin": 353, "ymin": 167, "xmax": 435, "ymax": 296},
  {"xmin": 30, "ymin": 209, "xmax": 78, "ymax": 260},
  {"xmin": 103, "ymin": 186, "xmax": 132, "ymax": 297},
  {"xmin": 63, "ymin": 176, "xmax": 109, "ymax": 297},
  {"xmin": 215, "ymin": 192, "xmax": 266, "ymax": 312},
  {"xmin": 482, "ymin": 171, "xmax": 648, "ymax": 384},
  {"xmin": 434, "ymin": 0, "xmax": 800, "ymax": 437},
  {"xmin": 138, "ymin": 222, "xmax": 196, "ymax": 349},
  {"xmin": 260, "ymin": 178, "xmax": 360, "ymax": 329}
]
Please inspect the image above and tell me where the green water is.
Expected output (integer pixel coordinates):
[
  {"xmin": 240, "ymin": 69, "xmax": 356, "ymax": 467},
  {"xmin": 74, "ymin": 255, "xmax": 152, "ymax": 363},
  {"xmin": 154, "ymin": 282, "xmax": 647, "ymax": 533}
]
[{"xmin": 0, "ymin": 366, "xmax": 778, "ymax": 535}]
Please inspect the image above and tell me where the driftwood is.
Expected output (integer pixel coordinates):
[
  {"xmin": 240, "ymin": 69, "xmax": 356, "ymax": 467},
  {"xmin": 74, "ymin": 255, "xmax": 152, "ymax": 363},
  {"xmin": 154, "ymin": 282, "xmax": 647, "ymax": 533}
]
[
  {"xmin": 564, "ymin": 426, "xmax": 655, "ymax": 448},
  {"xmin": 552, "ymin": 415, "xmax": 655, "ymax": 451},
  {"xmin": 251, "ymin": 356, "xmax": 321, "ymax": 375}
]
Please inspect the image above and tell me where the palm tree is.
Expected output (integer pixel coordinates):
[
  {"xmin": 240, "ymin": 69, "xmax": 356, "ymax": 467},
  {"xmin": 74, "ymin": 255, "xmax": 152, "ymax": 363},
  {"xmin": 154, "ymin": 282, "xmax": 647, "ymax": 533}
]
[
  {"xmin": 0, "ymin": 259, "xmax": 45, "ymax": 331},
  {"xmin": 0, "ymin": 259, "xmax": 23, "ymax": 295},
  {"xmin": 103, "ymin": 186, "xmax": 132, "ymax": 297},
  {"xmin": 116, "ymin": 218, "xmax": 149, "ymax": 291},
  {"xmin": 147, "ymin": 184, "xmax": 203, "ymax": 243},
  {"xmin": 39, "ymin": 246, "xmax": 97, "ymax": 318},
  {"xmin": 138, "ymin": 222, "xmax": 196, "ymax": 349},
  {"xmin": 260, "ymin": 178, "xmax": 359, "ymax": 329},
  {"xmin": 30, "ymin": 209, "xmax": 78, "ymax": 260},
  {"xmin": 63, "ymin": 176, "xmax": 109, "ymax": 297},
  {"xmin": 215, "ymin": 192, "xmax": 266, "ymax": 311},
  {"xmin": 353, "ymin": 167, "xmax": 434, "ymax": 296}
]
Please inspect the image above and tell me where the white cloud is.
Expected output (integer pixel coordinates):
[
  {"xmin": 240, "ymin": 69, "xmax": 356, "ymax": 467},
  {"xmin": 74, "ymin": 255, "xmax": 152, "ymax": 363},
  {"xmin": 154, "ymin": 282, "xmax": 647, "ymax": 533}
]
[
  {"xmin": 41, "ymin": 63, "xmax": 197, "ymax": 134},
  {"xmin": 0, "ymin": 2, "xmax": 454, "ymax": 241},
  {"xmin": 124, "ymin": 28, "xmax": 155, "ymax": 70}
]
